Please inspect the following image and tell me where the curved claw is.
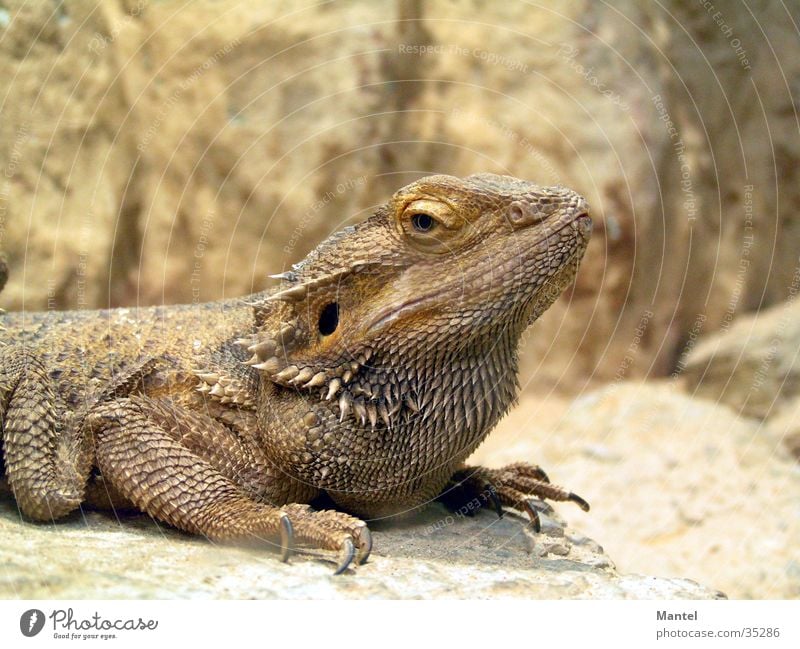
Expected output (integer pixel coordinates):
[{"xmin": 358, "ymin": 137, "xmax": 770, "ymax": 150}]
[
  {"xmin": 333, "ymin": 537, "xmax": 355, "ymax": 575},
  {"xmin": 279, "ymin": 513, "xmax": 294, "ymax": 563},
  {"xmin": 486, "ymin": 484, "xmax": 504, "ymax": 518},
  {"xmin": 569, "ymin": 492, "xmax": 591, "ymax": 512},
  {"xmin": 355, "ymin": 526, "xmax": 373, "ymax": 565},
  {"xmin": 537, "ymin": 467, "xmax": 551, "ymax": 484},
  {"xmin": 520, "ymin": 500, "xmax": 542, "ymax": 533}
]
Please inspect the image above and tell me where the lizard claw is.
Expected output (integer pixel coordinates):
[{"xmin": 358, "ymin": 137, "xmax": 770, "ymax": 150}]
[
  {"xmin": 569, "ymin": 492, "xmax": 591, "ymax": 512},
  {"xmin": 279, "ymin": 513, "xmax": 294, "ymax": 562},
  {"xmin": 281, "ymin": 505, "xmax": 371, "ymax": 573},
  {"xmin": 520, "ymin": 499, "xmax": 542, "ymax": 533},
  {"xmin": 334, "ymin": 537, "xmax": 355, "ymax": 575},
  {"xmin": 486, "ymin": 484, "xmax": 504, "ymax": 518},
  {"xmin": 355, "ymin": 525, "xmax": 372, "ymax": 565},
  {"xmin": 438, "ymin": 462, "xmax": 587, "ymax": 532}
]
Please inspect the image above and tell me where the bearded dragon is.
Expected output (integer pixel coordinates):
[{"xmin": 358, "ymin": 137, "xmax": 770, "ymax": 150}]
[{"xmin": 0, "ymin": 173, "xmax": 591, "ymax": 573}]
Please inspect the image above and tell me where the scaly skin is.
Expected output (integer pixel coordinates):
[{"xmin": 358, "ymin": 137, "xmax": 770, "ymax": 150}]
[{"xmin": 0, "ymin": 173, "xmax": 591, "ymax": 573}]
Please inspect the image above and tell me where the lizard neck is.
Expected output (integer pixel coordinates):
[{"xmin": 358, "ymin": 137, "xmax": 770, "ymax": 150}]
[
  {"xmin": 256, "ymin": 311, "xmax": 525, "ymax": 516},
  {"xmin": 371, "ymin": 318, "xmax": 521, "ymax": 449}
]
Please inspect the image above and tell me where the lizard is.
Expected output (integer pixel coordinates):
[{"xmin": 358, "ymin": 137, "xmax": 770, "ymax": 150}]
[{"xmin": 0, "ymin": 173, "xmax": 592, "ymax": 574}]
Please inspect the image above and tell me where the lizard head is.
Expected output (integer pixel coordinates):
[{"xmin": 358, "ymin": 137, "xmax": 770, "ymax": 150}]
[
  {"xmin": 358, "ymin": 172, "xmax": 591, "ymax": 337},
  {"xmin": 245, "ymin": 173, "xmax": 590, "ymax": 372},
  {"xmin": 241, "ymin": 173, "xmax": 590, "ymax": 427}
]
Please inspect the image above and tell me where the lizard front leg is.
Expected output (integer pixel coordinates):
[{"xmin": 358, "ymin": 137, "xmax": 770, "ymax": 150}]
[
  {"xmin": 439, "ymin": 463, "xmax": 590, "ymax": 532},
  {"xmin": 89, "ymin": 396, "xmax": 371, "ymax": 573},
  {"xmin": 0, "ymin": 346, "xmax": 91, "ymax": 520},
  {"xmin": 89, "ymin": 396, "xmax": 292, "ymax": 558}
]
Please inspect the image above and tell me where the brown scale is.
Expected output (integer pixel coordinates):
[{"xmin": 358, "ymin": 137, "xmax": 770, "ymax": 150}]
[{"xmin": 2, "ymin": 173, "xmax": 592, "ymax": 574}]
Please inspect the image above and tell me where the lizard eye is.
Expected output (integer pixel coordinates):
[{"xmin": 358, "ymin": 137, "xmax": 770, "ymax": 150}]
[
  {"xmin": 318, "ymin": 302, "xmax": 339, "ymax": 336},
  {"xmin": 411, "ymin": 213, "xmax": 436, "ymax": 232},
  {"xmin": 399, "ymin": 200, "xmax": 459, "ymax": 253}
]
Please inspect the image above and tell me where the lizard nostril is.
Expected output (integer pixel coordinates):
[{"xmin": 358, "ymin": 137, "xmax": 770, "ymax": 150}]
[
  {"xmin": 508, "ymin": 202, "xmax": 526, "ymax": 224},
  {"xmin": 507, "ymin": 200, "xmax": 545, "ymax": 228}
]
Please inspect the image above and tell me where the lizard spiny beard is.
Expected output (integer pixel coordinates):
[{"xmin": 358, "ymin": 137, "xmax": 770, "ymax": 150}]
[{"xmin": 279, "ymin": 249, "xmax": 586, "ymax": 517}]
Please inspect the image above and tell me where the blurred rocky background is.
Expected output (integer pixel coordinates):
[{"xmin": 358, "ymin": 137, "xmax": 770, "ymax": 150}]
[{"xmin": 1, "ymin": 0, "xmax": 798, "ymax": 598}]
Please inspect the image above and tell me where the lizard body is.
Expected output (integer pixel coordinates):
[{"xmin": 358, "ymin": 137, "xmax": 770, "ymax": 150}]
[{"xmin": 0, "ymin": 173, "xmax": 591, "ymax": 572}]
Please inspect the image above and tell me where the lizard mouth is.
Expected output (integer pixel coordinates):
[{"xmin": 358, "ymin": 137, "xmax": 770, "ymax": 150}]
[
  {"xmin": 366, "ymin": 287, "xmax": 449, "ymax": 334},
  {"xmin": 366, "ymin": 212, "xmax": 589, "ymax": 336},
  {"xmin": 524, "ymin": 248, "xmax": 584, "ymax": 326}
]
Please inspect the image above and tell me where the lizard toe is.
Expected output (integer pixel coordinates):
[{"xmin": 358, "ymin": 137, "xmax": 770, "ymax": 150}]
[
  {"xmin": 438, "ymin": 462, "xmax": 589, "ymax": 529},
  {"xmin": 282, "ymin": 505, "xmax": 372, "ymax": 573}
]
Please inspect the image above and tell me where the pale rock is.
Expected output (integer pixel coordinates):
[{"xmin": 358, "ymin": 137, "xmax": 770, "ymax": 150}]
[{"xmin": 473, "ymin": 383, "xmax": 800, "ymax": 599}]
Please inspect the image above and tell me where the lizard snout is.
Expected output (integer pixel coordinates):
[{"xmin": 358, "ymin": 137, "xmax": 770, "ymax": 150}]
[
  {"xmin": 571, "ymin": 198, "xmax": 592, "ymax": 241},
  {"xmin": 506, "ymin": 199, "xmax": 553, "ymax": 228},
  {"xmin": 505, "ymin": 191, "xmax": 590, "ymax": 232}
]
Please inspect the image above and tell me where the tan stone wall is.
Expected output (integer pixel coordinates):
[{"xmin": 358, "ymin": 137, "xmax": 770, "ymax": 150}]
[{"xmin": 1, "ymin": 0, "xmax": 798, "ymax": 394}]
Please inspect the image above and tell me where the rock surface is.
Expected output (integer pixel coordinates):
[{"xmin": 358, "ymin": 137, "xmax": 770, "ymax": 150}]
[
  {"xmin": 474, "ymin": 383, "xmax": 800, "ymax": 599},
  {"xmin": 767, "ymin": 396, "xmax": 800, "ymax": 461},
  {"xmin": 681, "ymin": 298, "xmax": 800, "ymax": 419},
  {"xmin": 0, "ymin": 486, "xmax": 719, "ymax": 599}
]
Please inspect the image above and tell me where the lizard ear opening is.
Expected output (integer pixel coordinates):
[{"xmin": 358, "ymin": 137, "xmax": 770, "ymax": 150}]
[{"xmin": 318, "ymin": 302, "xmax": 339, "ymax": 336}]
